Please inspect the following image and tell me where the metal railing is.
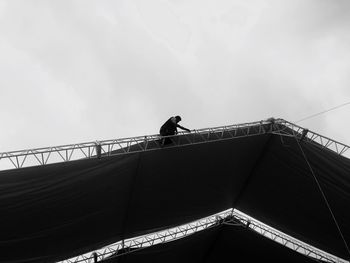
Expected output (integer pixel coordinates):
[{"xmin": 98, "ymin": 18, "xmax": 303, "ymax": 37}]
[
  {"xmin": 57, "ymin": 208, "xmax": 349, "ymax": 263},
  {"xmin": 232, "ymin": 210, "xmax": 348, "ymax": 263},
  {"xmin": 273, "ymin": 120, "xmax": 350, "ymax": 156},
  {"xmin": 0, "ymin": 119, "xmax": 276, "ymax": 171},
  {"xmin": 0, "ymin": 118, "xmax": 349, "ymax": 171},
  {"xmin": 58, "ymin": 209, "xmax": 234, "ymax": 263}
]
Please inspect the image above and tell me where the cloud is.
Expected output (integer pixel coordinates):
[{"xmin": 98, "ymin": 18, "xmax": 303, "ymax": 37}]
[{"xmin": 0, "ymin": 0, "xmax": 349, "ymax": 151}]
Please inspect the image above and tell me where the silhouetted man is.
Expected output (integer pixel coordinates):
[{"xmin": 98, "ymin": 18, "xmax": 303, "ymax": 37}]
[{"xmin": 160, "ymin": 116, "xmax": 191, "ymax": 145}]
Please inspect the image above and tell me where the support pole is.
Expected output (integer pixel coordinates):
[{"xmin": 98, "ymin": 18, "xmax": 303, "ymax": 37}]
[
  {"xmin": 92, "ymin": 252, "xmax": 98, "ymax": 262},
  {"xmin": 300, "ymin": 128, "xmax": 309, "ymax": 141},
  {"xmin": 95, "ymin": 141, "xmax": 101, "ymax": 159}
]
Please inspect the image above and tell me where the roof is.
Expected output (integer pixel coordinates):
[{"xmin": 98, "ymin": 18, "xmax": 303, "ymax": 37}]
[{"xmin": 0, "ymin": 119, "xmax": 349, "ymax": 262}]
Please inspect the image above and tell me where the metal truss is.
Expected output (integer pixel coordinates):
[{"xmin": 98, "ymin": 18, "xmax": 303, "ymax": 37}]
[
  {"xmin": 57, "ymin": 209, "xmax": 234, "ymax": 263},
  {"xmin": 273, "ymin": 120, "xmax": 350, "ymax": 157},
  {"xmin": 57, "ymin": 208, "xmax": 348, "ymax": 263},
  {"xmin": 0, "ymin": 118, "xmax": 349, "ymax": 171},
  {"xmin": 0, "ymin": 119, "xmax": 276, "ymax": 171},
  {"xmin": 230, "ymin": 210, "xmax": 349, "ymax": 263}
]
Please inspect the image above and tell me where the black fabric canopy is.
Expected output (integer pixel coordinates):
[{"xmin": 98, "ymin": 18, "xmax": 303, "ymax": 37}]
[
  {"xmin": 0, "ymin": 122, "xmax": 349, "ymax": 262},
  {"xmin": 235, "ymin": 133, "xmax": 350, "ymax": 259}
]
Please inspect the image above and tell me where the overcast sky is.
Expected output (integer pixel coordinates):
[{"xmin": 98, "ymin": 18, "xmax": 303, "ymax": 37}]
[{"xmin": 1, "ymin": 0, "xmax": 350, "ymax": 153}]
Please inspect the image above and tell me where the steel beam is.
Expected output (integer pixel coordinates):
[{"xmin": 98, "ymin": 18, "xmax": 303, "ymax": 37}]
[
  {"xmin": 4, "ymin": 118, "xmax": 349, "ymax": 171},
  {"xmin": 57, "ymin": 208, "xmax": 348, "ymax": 263},
  {"xmin": 0, "ymin": 119, "xmax": 277, "ymax": 170}
]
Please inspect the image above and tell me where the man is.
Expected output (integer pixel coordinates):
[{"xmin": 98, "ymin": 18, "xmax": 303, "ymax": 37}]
[{"xmin": 159, "ymin": 116, "xmax": 191, "ymax": 145}]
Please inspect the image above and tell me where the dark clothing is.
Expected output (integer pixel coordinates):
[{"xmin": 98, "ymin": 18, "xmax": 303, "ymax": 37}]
[
  {"xmin": 159, "ymin": 117, "xmax": 190, "ymax": 145},
  {"xmin": 160, "ymin": 117, "xmax": 189, "ymax": 136}
]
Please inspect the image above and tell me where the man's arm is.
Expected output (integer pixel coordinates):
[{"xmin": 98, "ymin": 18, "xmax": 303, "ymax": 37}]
[{"xmin": 177, "ymin": 124, "xmax": 191, "ymax": 132}]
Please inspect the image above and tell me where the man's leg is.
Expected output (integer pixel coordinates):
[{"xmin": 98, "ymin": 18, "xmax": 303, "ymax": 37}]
[
  {"xmin": 163, "ymin": 137, "xmax": 172, "ymax": 145},
  {"xmin": 160, "ymin": 131, "xmax": 174, "ymax": 146}
]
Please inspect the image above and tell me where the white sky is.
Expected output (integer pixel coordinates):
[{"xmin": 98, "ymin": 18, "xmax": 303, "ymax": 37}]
[{"xmin": 1, "ymin": 0, "xmax": 350, "ymax": 152}]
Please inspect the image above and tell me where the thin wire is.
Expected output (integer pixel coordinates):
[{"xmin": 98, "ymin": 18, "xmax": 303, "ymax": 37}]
[
  {"xmin": 295, "ymin": 101, "xmax": 350, "ymax": 123},
  {"xmin": 295, "ymin": 137, "xmax": 350, "ymax": 259}
]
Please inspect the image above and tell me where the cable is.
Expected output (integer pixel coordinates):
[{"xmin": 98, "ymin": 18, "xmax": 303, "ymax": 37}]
[
  {"xmin": 294, "ymin": 137, "xmax": 350, "ymax": 259},
  {"xmin": 295, "ymin": 101, "xmax": 350, "ymax": 123}
]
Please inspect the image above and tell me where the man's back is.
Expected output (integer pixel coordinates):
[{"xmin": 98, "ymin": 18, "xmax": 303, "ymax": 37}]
[{"xmin": 160, "ymin": 117, "xmax": 177, "ymax": 136}]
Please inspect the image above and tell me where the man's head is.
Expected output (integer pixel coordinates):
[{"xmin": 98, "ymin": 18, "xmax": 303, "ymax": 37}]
[{"xmin": 175, "ymin": 115, "xmax": 182, "ymax": 123}]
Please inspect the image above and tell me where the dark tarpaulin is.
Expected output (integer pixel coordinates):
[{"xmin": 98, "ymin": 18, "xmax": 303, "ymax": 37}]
[
  {"xmin": 0, "ymin": 154, "xmax": 140, "ymax": 262},
  {"xmin": 235, "ymin": 134, "xmax": 350, "ymax": 259},
  {"xmin": 102, "ymin": 219, "xmax": 323, "ymax": 263},
  {"xmin": 0, "ymin": 134, "xmax": 270, "ymax": 262},
  {"xmin": 1, "ymin": 123, "xmax": 350, "ymax": 262}
]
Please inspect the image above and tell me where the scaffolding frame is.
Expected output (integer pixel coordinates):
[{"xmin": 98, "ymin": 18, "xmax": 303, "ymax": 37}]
[
  {"xmin": 274, "ymin": 120, "xmax": 350, "ymax": 156},
  {"xmin": 57, "ymin": 208, "xmax": 348, "ymax": 263},
  {"xmin": 0, "ymin": 119, "xmax": 273, "ymax": 170},
  {"xmin": 1, "ymin": 118, "xmax": 349, "ymax": 171}
]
